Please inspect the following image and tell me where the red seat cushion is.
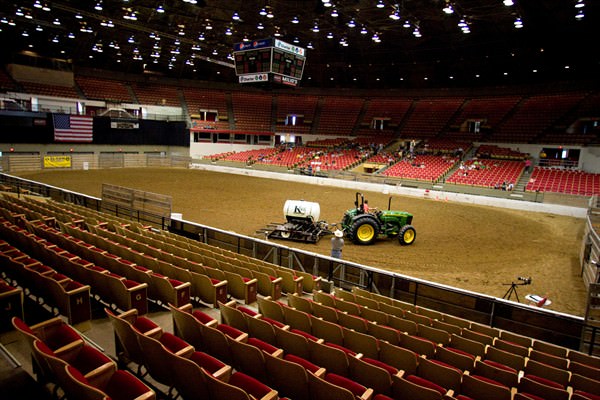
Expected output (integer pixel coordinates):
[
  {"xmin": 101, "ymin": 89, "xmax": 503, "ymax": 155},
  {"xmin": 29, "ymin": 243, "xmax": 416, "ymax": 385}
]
[
  {"xmin": 483, "ymin": 359, "xmax": 517, "ymax": 373},
  {"xmin": 158, "ymin": 332, "xmax": 189, "ymax": 353},
  {"xmin": 471, "ymin": 374, "xmax": 508, "ymax": 388},
  {"xmin": 517, "ymin": 393, "xmax": 546, "ymax": 400},
  {"xmin": 189, "ymin": 351, "xmax": 226, "ymax": 374},
  {"xmin": 430, "ymin": 358, "xmax": 463, "ymax": 373},
  {"xmin": 284, "ymin": 354, "xmax": 321, "ymax": 373},
  {"xmin": 192, "ymin": 310, "xmax": 216, "ymax": 325},
  {"xmin": 363, "ymin": 357, "xmax": 399, "ymax": 375},
  {"xmin": 574, "ymin": 391, "xmax": 600, "ymax": 400},
  {"xmin": 247, "ymin": 337, "xmax": 278, "ymax": 354},
  {"xmin": 325, "ymin": 342, "xmax": 356, "ymax": 356},
  {"xmin": 229, "ymin": 372, "xmax": 272, "ymax": 399},
  {"xmin": 290, "ymin": 328, "xmax": 319, "ymax": 342},
  {"xmin": 69, "ymin": 345, "xmax": 113, "ymax": 374},
  {"xmin": 446, "ymin": 346, "xmax": 476, "ymax": 360},
  {"xmin": 103, "ymin": 370, "xmax": 152, "ymax": 400},
  {"xmin": 238, "ymin": 306, "xmax": 258, "ymax": 316},
  {"xmin": 325, "ymin": 373, "xmax": 366, "ymax": 397},
  {"xmin": 406, "ymin": 375, "xmax": 446, "ymax": 395},
  {"xmin": 525, "ymin": 374, "xmax": 564, "ymax": 389},
  {"xmin": 262, "ymin": 317, "xmax": 286, "ymax": 328},
  {"xmin": 132, "ymin": 317, "xmax": 159, "ymax": 333},
  {"xmin": 216, "ymin": 324, "xmax": 244, "ymax": 338}
]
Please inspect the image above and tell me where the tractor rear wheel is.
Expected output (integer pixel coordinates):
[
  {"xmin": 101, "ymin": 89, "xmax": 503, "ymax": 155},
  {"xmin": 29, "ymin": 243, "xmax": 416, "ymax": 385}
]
[
  {"xmin": 350, "ymin": 217, "xmax": 379, "ymax": 245},
  {"xmin": 398, "ymin": 225, "xmax": 416, "ymax": 245}
]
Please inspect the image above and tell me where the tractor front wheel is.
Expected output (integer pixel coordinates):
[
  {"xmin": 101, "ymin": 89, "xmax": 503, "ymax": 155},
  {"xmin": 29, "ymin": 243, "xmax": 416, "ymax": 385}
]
[
  {"xmin": 350, "ymin": 217, "xmax": 379, "ymax": 245},
  {"xmin": 398, "ymin": 225, "xmax": 416, "ymax": 245}
]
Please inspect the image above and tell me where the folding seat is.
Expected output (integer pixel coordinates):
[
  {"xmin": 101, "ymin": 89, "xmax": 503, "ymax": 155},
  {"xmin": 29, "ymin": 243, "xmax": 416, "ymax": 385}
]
[
  {"xmin": 283, "ymin": 304, "xmax": 313, "ymax": 333},
  {"xmin": 294, "ymin": 270, "xmax": 321, "ymax": 293},
  {"xmin": 449, "ymin": 333, "xmax": 486, "ymax": 358},
  {"xmin": 498, "ymin": 329, "xmax": 533, "ymax": 349},
  {"xmin": 523, "ymin": 359, "xmax": 570, "ymax": 389},
  {"xmin": 367, "ymin": 321, "xmax": 401, "ymax": 346},
  {"xmin": 251, "ymin": 269, "xmax": 283, "ymax": 300},
  {"xmin": 335, "ymin": 289, "xmax": 356, "ymax": 304},
  {"xmin": 227, "ymin": 336, "xmax": 272, "ymax": 383},
  {"xmin": 219, "ymin": 300, "xmax": 250, "ymax": 332},
  {"xmin": 287, "ymin": 292, "xmax": 315, "ymax": 314},
  {"xmin": 378, "ymin": 340, "xmax": 419, "ymax": 375},
  {"xmin": 275, "ymin": 325, "xmax": 312, "ymax": 360},
  {"xmin": 418, "ymin": 323, "xmax": 451, "ymax": 346},
  {"xmin": 136, "ymin": 332, "xmax": 193, "ymax": 397},
  {"xmin": 458, "ymin": 373, "xmax": 512, "ymax": 400},
  {"xmin": 204, "ymin": 365, "xmax": 279, "ymax": 400},
  {"xmin": 308, "ymin": 371, "xmax": 371, "ymax": 400},
  {"xmin": 354, "ymin": 294, "xmax": 379, "ymax": 310},
  {"xmin": 273, "ymin": 266, "xmax": 304, "ymax": 295},
  {"xmin": 441, "ymin": 313, "xmax": 472, "ymax": 330},
  {"xmin": 0, "ymin": 281, "xmax": 23, "ymax": 327},
  {"xmin": 569, "ymin": 360, "xmax": 600, "ymax": 381},
  {"xmin": 311, "ymin": 316, "xmax": 344, "ymax": 345},
  {"xmin": 245, "ymin": 313, "xmax": 280, "ymax": 345},
  {"xmin": 432, "ymin": 319, "xmax": 463, "ymax": 336},
  {"xmin": 472, "ymin": 358, "xmax": 518, "ymax": 389},
  {"xmin": 434, "ymin": 346, "xmax": 477, "ymax": 372},
  {"xmin": 484, "ymin": 345, "xmax": 526, "ymax": 373},
  {"xmin": 104, "ymin": 308, "xmax": 167, "ymax": 373},
  {"xmin": 223, "ymin": 270, "xmax": 258, "ymax": 305},
  {"xmin": 338, "ymin": 311, "xmax": 369, "ymax": 333},
  {"xmin": 325, "ymin": 372, "xmax": 375, "ymax": 400},
  {"xmin": 517, "ymin": 375, "xmax": 569, "ymax": 400},
  {"xmin": 201, "ymin": 323, "xmax": 245, "ymax": 365},
  {"xmin": 569, "ymin": 373, "xmax": 600, "ymax": 399},
  {"xmin": 404, "ymin": 311, "xmax": 433, "ymax": 326},
  {"xmin": 461, "ymin": 328, "xmax": 495, "ymax": 347},
  {"xmin": 528, "ymin": 349, "xmax": 568, "ymax": 370},
  {"xmin": 391, "ymin": 373, "xmax": 452, "ymax": 400},
  {"xmin": 342, "ymin": 327, "xmax": 379, "ymax": 359},
  {"xmin": 469, "ymin": 322, "xmax": 500, "ymax": 339},
  {"xmin": 335, "ymin": 298, "xmax": 362, "ymax": 316},
  {"xmin": 416, "ymin": 306, "xmax": 444, "ymax": 321},
  {"xmin": 418, "ymin": 357, "xmax": 464, "ymax": 393},
  {"xmin": 361, "ymin": 306, "xmax": 390, "ymax": 326},
  {"xmin": 399, "ymin": 332, "xmax": 437, "ymax": 358},
  {"xmin": 493, "ymin": 338, "xmax": 530, "ymax": 358},
  {"xmin": 264, "ymin": 351, "xmax": 312, "ymax": 400},
  {"xmin": 35, "ymin": 342, "xmax": 155, "ymax": 400},
  {"xmin": 308, "ymin": 338, "xmax": 351, "ymax": 376},
  {"xmin": 312, "ymin": 301, "xmax": 340, "ymax": 323},
  {"xmin": 170, "ymin": 303, "xmax": 217, "ymax": 349}
]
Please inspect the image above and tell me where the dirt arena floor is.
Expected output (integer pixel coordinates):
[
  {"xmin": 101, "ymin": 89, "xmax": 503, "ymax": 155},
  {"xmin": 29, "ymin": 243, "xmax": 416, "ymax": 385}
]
[{"xmin": 17, "ymin": 167, "xmax": 588, "ymax": 317}]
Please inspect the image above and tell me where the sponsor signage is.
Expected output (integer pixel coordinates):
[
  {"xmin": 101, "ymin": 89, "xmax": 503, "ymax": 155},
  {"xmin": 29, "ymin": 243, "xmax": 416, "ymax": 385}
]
[
  {"xmin": 44, "ymin": 155, "xmax": 72, "ymax": 168},
  {"xmin": 239, "ymin": 73, "xmax": 269, "ymax": 83}
]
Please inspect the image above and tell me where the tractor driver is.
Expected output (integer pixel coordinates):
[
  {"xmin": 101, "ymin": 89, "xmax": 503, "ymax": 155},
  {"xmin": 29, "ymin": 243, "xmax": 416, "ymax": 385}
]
[{"xmin": 362, "ymin": 200, "xmax": 377, "ymax": 214}]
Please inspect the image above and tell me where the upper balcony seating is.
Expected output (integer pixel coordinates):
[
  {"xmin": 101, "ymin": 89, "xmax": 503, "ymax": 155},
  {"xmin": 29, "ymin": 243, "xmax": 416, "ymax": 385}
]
[
  {"xmin": 75, "ymin": 76, "xmax": 133, "ymax": 103},
  {"xmin": 317, "ymin": 96, "xmax": 364, "ymax": 136}
]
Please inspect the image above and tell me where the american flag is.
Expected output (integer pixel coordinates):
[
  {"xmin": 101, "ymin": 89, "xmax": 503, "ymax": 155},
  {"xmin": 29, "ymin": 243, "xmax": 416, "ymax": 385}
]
[{"xmin": 53, "ymin": 114, "xmax": 93, "ymax": 142}]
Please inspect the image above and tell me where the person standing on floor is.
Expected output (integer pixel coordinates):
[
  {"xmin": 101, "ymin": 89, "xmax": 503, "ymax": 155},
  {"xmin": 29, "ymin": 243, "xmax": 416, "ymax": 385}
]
[{"xmin": 331, "ymin": 229, "xmax": 345, "ymax": 259}]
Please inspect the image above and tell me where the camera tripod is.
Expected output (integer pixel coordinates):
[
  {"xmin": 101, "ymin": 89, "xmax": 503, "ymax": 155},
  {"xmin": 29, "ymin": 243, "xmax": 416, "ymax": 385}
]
[{"xmin": 502, "ymin": 282, "xmax": 525, "ymax": 302}]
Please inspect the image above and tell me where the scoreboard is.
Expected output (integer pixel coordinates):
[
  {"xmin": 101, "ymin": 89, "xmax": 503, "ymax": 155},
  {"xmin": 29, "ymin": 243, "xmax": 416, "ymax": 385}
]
[{"xmin": 233, "ymin": 38, "xmax": 306, "ymax": 86}]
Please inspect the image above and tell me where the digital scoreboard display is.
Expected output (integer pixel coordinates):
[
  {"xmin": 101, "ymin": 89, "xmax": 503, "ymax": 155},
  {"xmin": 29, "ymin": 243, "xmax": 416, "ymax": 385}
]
[{"xmin": 233, "ymin": 38, "xmax": 306, "ymax": 86}]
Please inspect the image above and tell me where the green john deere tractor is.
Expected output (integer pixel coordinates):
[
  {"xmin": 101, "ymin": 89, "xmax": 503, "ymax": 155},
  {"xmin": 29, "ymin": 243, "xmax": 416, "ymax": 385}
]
[{"xmin": 340, "ymin": 192, "xmax": 416, "ymax": 246}]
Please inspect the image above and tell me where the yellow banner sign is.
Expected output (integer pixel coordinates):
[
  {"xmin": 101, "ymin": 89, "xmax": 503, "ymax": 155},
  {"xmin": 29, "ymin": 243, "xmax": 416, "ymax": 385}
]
[{"xmin": 44, "ymin": 155, "xmax": 72, "ymax": 168}]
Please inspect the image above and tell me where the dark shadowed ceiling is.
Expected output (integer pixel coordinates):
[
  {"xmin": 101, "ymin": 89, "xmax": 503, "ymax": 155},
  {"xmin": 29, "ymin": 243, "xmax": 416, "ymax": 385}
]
[{"xmin": 0, "ymin": 0, "xmax": 598, "ymax": 89}]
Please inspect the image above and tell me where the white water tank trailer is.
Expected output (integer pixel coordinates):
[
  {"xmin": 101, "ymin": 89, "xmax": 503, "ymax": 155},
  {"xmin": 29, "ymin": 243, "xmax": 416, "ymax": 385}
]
[{"xmin": 257, "ymin": 199, "xmax": 332, "ymax": 243}]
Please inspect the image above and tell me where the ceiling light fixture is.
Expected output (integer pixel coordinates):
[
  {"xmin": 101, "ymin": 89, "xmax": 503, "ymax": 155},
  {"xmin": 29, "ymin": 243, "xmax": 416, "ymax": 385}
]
[
  {"xmin": 503, "ymin": 0, "xmax": 514, "ymax": 5},
  {"xmin": 347, "ymin": 19, "xmax": 356, "ymax": 28},
  {"xmin": 95, "ymin": 2, "xmax": 103, "ymax": 11},
  {"xmin": 331, "ymin": 9, "xmax": 338, "ymax": 17},
  {"xmin": 232, "ymin": 12, "xmax": 240, "ymax": 21},
  {"xmin": 443, "ymin": 1, "xmax": 454, "ymax": 14},
  {"xmin": 360, "ymin": 25, "xmax": 368, "ymax": 34},
  {"xmin": 312, "ymin": 22, "xmax": 319, "ymax": 32},
  {"xmin": 376, "ymin": 0, "xmax": 385, "ymax": 8},
  {"xmin": 156, "ymin": 4, "xmax": 165, "ymax": 13},
  {"xmin": 259, "ymin": 8, "xmax": 267, "ymax": 16},
  {"xmin": 574, "ymin": 0, "xmax": 585, "ymax": 8},
  {"xmin": 291, "ymin": 16, "xmax": 299, "ymax": 24},
  {"xmin": 513, "ymin": 16, "xmax": 523, "ymax": 28}
]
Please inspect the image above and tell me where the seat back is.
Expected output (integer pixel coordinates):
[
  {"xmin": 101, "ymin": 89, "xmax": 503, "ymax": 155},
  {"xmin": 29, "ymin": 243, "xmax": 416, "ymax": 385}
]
[
  {"xmin": 342, "ymin": 327, "xmax": 379, "ymax": 359},
  {"xmin": 227, "ymin": 337, "xmax": 269, "ymax": 382},
  {"xmin": 136, "ymin": 331, "xmax": 179, "ymax": 387},
  {"xmin": 264, "ymin": 352, "xmax": 311, "ymax": 400},
  {"xmin": 33, "ymin": 340, "xmax": 104, "ymax": 400},
  {"xmin": 308, "ymin": 339, "xmax": 350, "ymax": 376},
  {"xmin": 348, "ymin": 355, "xmax": 393, "ymax": 396},
  {"xmin": 169, "ymin": 303, "xmax": 205, "ymax": 350},
  {"xmin": 218, "ymin": 301, "xmax": 249, "ymax": 332},
  {"xmin": 307, "ymin": 370, "xmax": 356, "ymax": 400},
  {"xmin": 378, "ymin": 341, "xmax": 418, "ymax": 376},
  {"xmin": 311, "ymin": 316, "xmax": 344, "ymax": 345},
  {"xmin": 162, "ymin": 349, "xmax": 211, "ymax": 399},
  {"xmin": 275, "ymin": 326, "xmax": 311, "ymax": 360},
  {"xmin": 417, "ymin": 357, "xmax": 463, "ymax": 392},
  {"xmin": 246, "ymin": 314, "xmax": 278, "ymax": 345},
  {"xmin": 391, "ymin": 374, "xmax": 444, "ymax": 400},
  {"xmin": 105, "ymin": 309, "xmax": 146, "ymax": 367},
  {"xmin": 460, "ymin": 374, "xmax": 512, "ymax": 400}
]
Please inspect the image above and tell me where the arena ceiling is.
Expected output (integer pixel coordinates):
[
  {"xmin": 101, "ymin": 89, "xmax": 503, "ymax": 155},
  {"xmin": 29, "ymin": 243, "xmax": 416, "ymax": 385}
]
[{"xmin": 0, "ymin": 0, "xmax": 598, "ymax": 89}]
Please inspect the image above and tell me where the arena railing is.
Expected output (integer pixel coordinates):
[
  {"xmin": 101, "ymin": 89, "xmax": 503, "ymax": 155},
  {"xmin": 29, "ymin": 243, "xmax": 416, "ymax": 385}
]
[{"xmin": 1, "ymin": 172, "xmax": 598, "ymax": 355}]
